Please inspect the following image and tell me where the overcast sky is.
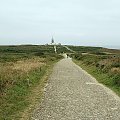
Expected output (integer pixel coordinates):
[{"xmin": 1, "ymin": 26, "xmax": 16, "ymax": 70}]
[{"xmin": 0, "ymin": 0, "xmax": 120, "ymax": 48}]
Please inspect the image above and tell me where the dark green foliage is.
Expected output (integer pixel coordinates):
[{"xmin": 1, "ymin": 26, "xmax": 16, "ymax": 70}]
[
  {"xmin": 73, "ymin": 53, "xmax": 82, "ymax": 60},
  {"xmin": 34, "ymin": 52, "xmax": 44, "ymax": 56},
  {"xmin": 68, "ymin": 45, "xmax": 120, "ymax": 55},
  {"xmin": 68, "ymin": 45, "xmax": 102, "ymax": 53},
  {"xmin": 0, "ymin": 45, "xmax": 54, "ymax": 54},
  {"xmin": 90, "ymin": 51, "xmax": 107, "ymax": 55},
  {"xmin": 112, "ymin": 74, "xmax": 120, "ymax": 86},
  {"xmin": 111, "ymin": 62, "xmax": 120, "ymax": 68},
  {"xmin": 0, "ymin": 45, "xmax": 66, "ymax": 62},
  {"xmin": 73, "ymin": 52, "xmax": 120, "ymax": 87}
]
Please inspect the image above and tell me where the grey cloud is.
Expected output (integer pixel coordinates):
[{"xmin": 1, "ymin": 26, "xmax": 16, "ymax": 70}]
[{"xmin": 0, "ymin": 0, "xmax": 120, "ymax": 48}]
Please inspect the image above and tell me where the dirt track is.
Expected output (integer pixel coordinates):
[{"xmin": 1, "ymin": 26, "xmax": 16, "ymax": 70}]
[{"xmin": 32, "ymin": 58, "xmax": 120, "ymax": 120}]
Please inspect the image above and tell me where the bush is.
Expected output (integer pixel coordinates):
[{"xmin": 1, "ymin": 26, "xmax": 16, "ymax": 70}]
[
  {"xmin": 112, "ymin": 74, "xmax": 120, "ymax": 86},
  {"xmin": 34, "ymin": 52, "xmax": 44, "ymax": 56},
  {"xmin": 74, "ymin": 53, "xmax": 82, "ymax": 60},
  {"xmin": 111, "ymin": 63, "xmax": 120, "ymax": 68},
  {"xmin": 90, "ymin": 51, "xmax": 107, "ymax": 55}
]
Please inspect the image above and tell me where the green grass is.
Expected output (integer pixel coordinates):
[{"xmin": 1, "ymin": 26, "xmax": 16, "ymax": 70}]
[
  {"xmin": 0, "ymin": 45, "xmax": 55, "ymax": 62},
  {"xmin": 0, "ymin": 45, "xmax": 54, "ymax": 53},
  {"xmin": 68, "ymin": 45, "xmax": 102, "ymax": 53},
  {"xmin": 1, "ymin": 63, "xmax": 42, "ymax": 119},
  {"xmin": 0, "ymin": 57, "xmax": 62, "ymax": 120},
  {"xmin": 74, "ymin": 60, "xmax": 120, "ymax": 96},
  {"xmin": 0, "ymin": 45, "xmax": 64, "ymax": 120},
  {"xmin": 70, "ymin": 45, "xmax": 120, "ymax": 96},
  {"xmin": 68, "ymin": 45, "xmax": 120, "ymax": 54},
  {"xmin": 1, "ymin": 44, "xmax": 119, "ymax": 119}
]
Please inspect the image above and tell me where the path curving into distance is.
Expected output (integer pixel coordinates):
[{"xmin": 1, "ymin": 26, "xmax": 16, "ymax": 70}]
[
  {"xmin": 32, "ymin": 58, "xmax": 120, "ymax": 120},
  {"xmin": 63, "ymin": 45, "xmax": 76, "ymax": 53}
]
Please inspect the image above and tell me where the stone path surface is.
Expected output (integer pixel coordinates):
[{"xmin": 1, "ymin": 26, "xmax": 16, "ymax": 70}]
[{"xmin": 32, "ymin": 58, "xmax": 120, "ymax": 120}]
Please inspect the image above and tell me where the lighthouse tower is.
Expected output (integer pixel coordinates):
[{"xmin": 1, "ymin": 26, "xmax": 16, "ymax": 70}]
[{"xmin": 51, "ymin": 37, "xmax": 55, "ymax": 45}]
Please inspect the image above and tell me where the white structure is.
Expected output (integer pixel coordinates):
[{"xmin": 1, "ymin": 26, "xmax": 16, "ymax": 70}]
[
  {"xmin": 50, "ymin": 37, "xmax": 56, "ymax": 45},
  {"xmin": 50, "ymin": 37, "xmax": 57, "ymax": 53},
  {"xmin": 45, "ymin": 37, "xmax": 61, "ymax": 53},
  {"xmin": 48, "ymin": 37, "xmax": 61, "ymax": 46}
]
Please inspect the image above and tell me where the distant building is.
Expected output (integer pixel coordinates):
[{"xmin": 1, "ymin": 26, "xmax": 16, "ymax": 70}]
[
  {"xmin": 46, "ymin": 36, "xmax": 61, "ymax": 46},
  {"xmin": 50, "ymin": 37, "xmax": 56, "ymax": 45},
  {"xmin": 51, "ymin": 37, "xmax": 54, "ymax": 44}
]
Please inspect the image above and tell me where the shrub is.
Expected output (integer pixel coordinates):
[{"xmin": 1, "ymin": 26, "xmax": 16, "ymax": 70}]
[
  {"xmin": 111, "ymin": 63, "xmax": 120, "ymax": 68},
  {"xmin": 74, "ymin": 53, "xmax": 82, "ymax": 60},
  {"xmin": 34, "ymin": 52, "xmax": 44, "ymax": 56},
  {"xmin": 90, "ymin": 51, "xmax": 107, "ymax": 55},
  {"xmin": 112, "ymin": 74, "xmax": 120, "ymax": 86}
]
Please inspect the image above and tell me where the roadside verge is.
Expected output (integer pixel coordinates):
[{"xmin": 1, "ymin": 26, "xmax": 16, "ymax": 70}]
[{"xmin": 73, "ymin": 60, "xmax": 120, "ymax": 97}]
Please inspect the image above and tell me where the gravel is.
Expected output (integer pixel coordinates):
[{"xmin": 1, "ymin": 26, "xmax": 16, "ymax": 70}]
[{"xmin": 31, "ymin": 58, "xmax": 120, "ymax": 120}]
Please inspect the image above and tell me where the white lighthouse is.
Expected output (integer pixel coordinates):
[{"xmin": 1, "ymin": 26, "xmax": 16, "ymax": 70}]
[{"xmin": 51, "ymin": 37, "xmax": 56, "ymax": 45}]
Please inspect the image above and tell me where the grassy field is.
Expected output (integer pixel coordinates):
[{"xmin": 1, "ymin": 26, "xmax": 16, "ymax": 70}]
[
  {"xmin": 68, "ymin": 45, "xmax": 120, "ymax": 54},
  {"xmin": 70, "ymin": 46, "xmax": 120, "ymax": 96},
  {"xmin": 0, "ymin": 44, "xmax": 120, "ymax": 119},
  {"xmin": 0, "ymin": 45, "xmax": 63, "ymax": 120}
]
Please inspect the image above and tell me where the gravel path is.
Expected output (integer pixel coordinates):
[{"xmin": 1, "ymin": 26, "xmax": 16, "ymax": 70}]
[{"xmin": 32, "ymin": 58, "xmax": 120, "ymax": 120}]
